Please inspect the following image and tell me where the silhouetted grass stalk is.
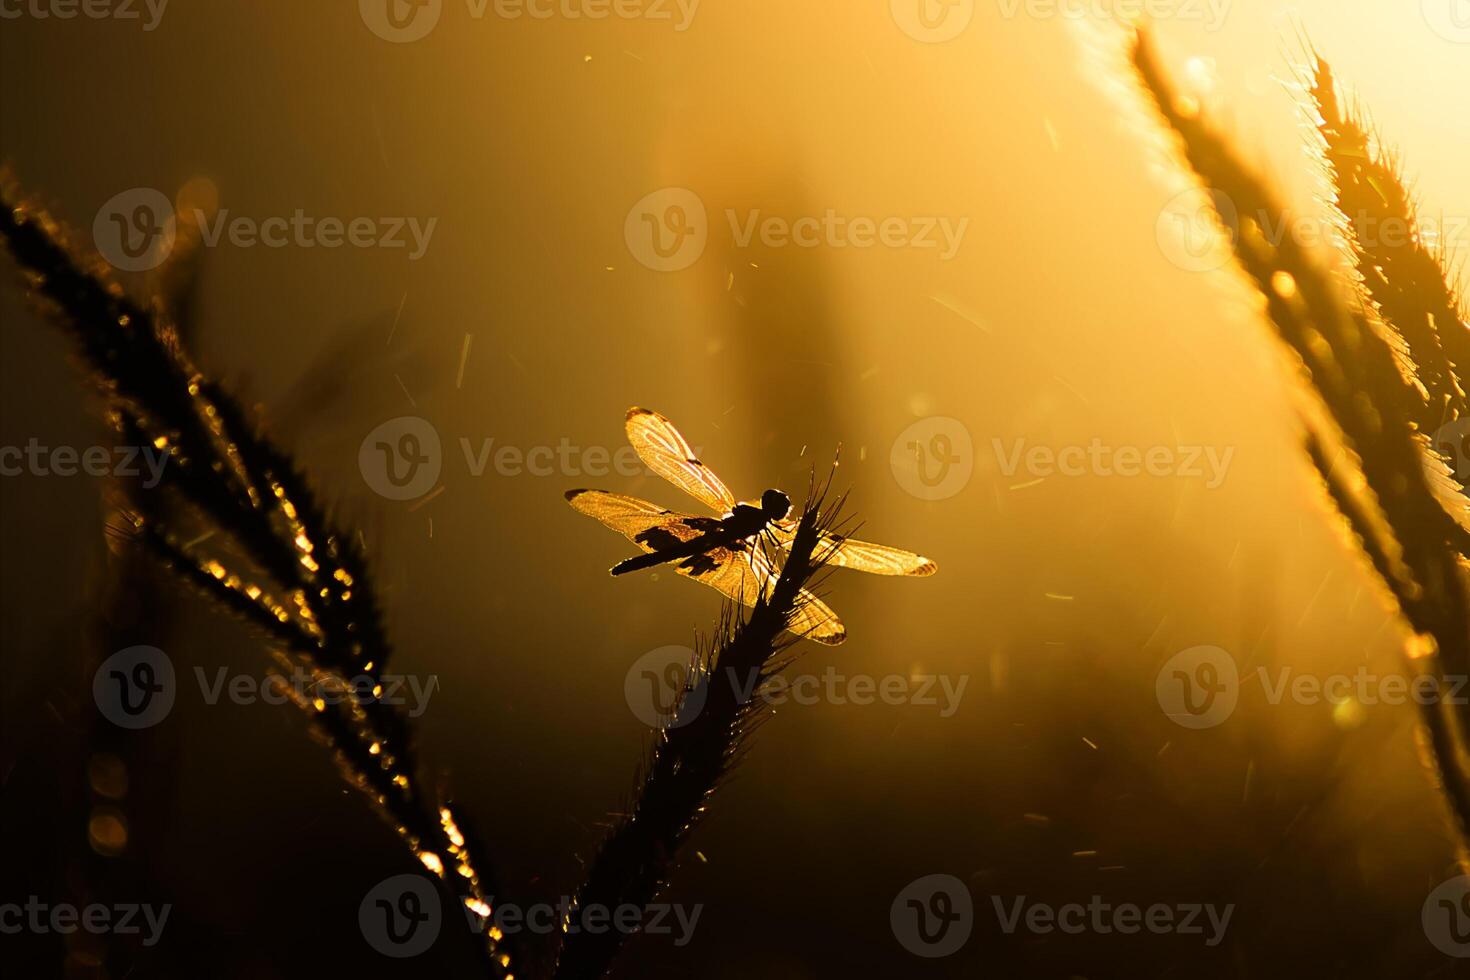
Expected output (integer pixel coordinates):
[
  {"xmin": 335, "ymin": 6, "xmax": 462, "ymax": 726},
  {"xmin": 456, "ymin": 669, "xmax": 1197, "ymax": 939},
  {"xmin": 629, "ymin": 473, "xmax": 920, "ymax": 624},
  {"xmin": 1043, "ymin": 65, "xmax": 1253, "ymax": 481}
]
[
  {"xmin": 0, "ymin": 177, "xmax": 515, "ymax": 978},
  {"xmin": 1127, "ymin": 30, "xmax": 1470, "ymax": 866},
  {"xmin": 552, "ymin": 482, "xmax": 840, "ymax": 979}
]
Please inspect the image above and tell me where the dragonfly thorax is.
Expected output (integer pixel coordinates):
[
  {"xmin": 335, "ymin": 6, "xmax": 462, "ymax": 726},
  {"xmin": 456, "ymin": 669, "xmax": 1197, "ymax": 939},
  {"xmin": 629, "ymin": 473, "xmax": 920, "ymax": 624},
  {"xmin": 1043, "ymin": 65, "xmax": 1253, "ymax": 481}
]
[{"xmin": 760, "ymin": 489, "xmax": 792, "ymax": 521}]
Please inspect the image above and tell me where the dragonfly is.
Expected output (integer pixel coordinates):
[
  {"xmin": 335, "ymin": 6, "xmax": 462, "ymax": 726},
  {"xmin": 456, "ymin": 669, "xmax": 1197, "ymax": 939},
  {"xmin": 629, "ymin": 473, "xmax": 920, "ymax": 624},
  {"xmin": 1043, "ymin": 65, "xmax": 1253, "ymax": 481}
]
[{"xmin": 565, "ymin": 408, "xmax": 937, "ymax": 645}]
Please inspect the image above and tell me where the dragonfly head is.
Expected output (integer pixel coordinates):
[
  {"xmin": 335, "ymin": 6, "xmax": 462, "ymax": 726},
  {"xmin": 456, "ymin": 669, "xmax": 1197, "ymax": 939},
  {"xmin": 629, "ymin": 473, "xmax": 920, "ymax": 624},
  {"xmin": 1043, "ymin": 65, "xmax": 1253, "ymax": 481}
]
[{"xmin": 760, "ymin": 489, "xmax": 792, "ymax": 521}]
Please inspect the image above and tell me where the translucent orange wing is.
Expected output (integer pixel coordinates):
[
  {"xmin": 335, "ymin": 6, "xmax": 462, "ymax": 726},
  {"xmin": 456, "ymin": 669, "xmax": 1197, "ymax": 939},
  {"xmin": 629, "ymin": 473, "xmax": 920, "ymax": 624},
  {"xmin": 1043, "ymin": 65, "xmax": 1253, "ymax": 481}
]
[
  {"xmin": 677, "ymin": 540, "xmax": 846, "ymax": 645},
  {"xmin": 773, "ymin": 521, "xmax": 937, "ymax": 577},
  {"xmin": 564, "ymin": 490, "xmax": 721, "ymax": 553},
  {"xmin": 625, "ymin": 407, "xmax": 737, "ymax": 514}
]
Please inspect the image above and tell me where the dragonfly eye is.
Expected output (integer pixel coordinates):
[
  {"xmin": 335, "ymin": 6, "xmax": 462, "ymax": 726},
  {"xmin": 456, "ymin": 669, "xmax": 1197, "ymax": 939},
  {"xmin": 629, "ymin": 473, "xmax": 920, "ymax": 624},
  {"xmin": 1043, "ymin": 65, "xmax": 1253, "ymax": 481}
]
[{"xmin": 761, "ymin": 489, "xmax": 792, "ymax": 520}]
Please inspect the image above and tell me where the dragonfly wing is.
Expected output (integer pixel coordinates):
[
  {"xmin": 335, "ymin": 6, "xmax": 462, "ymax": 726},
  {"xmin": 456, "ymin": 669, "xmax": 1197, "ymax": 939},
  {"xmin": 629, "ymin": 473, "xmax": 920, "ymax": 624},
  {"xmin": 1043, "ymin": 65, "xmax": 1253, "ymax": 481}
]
[
  {"xmin": 675, "ymin": 539, "xmax": 771, "ymax": 604},
  {"xmin": 565, "ymin": 490, "xmax": 722, "ymax": 553},
  {"xmin": 626, "ymin": 407, "xmax": 737, "ymax": 514},
  {"xmin": 676, "ymin": 541, "xmax": 847, "ymax": 645},
  {"xmin": 788, "ymin": 589, "xmax": 847, "ymax": 646},
  {"xmin": 771, "ymin": 520, "xmax": 936, "ymax": 577},
  {"xmin": 816, "ymin": 534, "xmax": 937, "ymax": 576}
]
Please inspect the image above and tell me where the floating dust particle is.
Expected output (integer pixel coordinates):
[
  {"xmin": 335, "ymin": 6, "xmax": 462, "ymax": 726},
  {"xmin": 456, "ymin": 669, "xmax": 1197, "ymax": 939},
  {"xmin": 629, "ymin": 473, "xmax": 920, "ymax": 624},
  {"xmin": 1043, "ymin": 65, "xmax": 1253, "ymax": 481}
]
[
  {"xmin": 748, "ymin": 262, "xmax": 759, "ymax": 269},
  {"xmin": 1022, "ymin": 813, "xmax": 1050, "ymax": 827},
  {"xmin": 408, "ymin": 485, "xmax": 446, "ymax": 513},
  {"xmin": 1243, "ymin": 760, "xmax": 1254, "ymax": 804},
  {"xmin": 1044, "ymin": 118, "xmax": 1060, "ymax": 151},
  {"xmin": 727, "ymin": 271, "xmax": 734, "ymax": 290},
  {"xmin": 1271, "ymin": 270, "xmax": 1298, "ymax": 299},
  {"xmin": 1073, "ymin": 850, "xmax": 1097, "ymax": 858},
  {"xmin": 930, "ymin": 293, "xmax": 994, "ymax": 334},
  {"xmin": 907, "ymin": 392, "xmax": 935, "ymax": 416},
  {"xmin": 1045, "ymin": 593, "xmax": 1074, "ymax": 602},
  {"xmin": 1010, "ymin": 477, "xmax": 1046, "ymax": 490},
  {"xmin": 859, "ymin": 446, "xmax": 867, "ymax": 462},
  {"xmin": 394, "ymin": 374, "xmax": 416, "ymax": 408},
  {"xmin": 507, "ymin": 351, "xmax": 528, "ymax": 376},
  {"xmin": 859, "ymin": 365, "xmax": 879, "ymax": 380},
  {"xmin": 1082, "ymin": 736, "xmax": 1098, "ymax": 750},
  {"xmin": 695, "ymin": 851, "xmax": 708, "ymax": 863},
  {"xmin": 1156, "ymin": 741, "xmax": 1171, "ymax": 758},
  {"xmin": 456, "ymin": 333, "xmax": 474, "ymax": 389},
  {"xmin": 584, "ymin": 54, "xmax": 592, "ymax": 63},
  {"xmin": 387, "ymin": 291, "xmax": 407, "ymax": 347},
  {"xmin": 184, "ymin": 529, "xmax": 216, "ymax": 549},
  {"xmin": 606, "ymin": 265, "xmax": 615, "ymax": 271}
]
